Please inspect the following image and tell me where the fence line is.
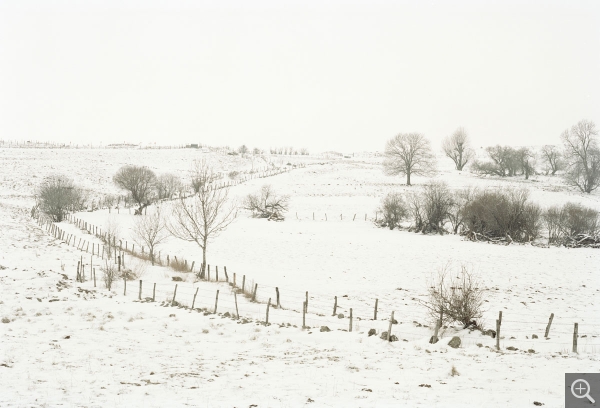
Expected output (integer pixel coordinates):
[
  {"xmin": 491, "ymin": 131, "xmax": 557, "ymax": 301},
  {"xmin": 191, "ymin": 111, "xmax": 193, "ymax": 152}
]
[{"xmin": 32, "ymin": 210, "xmax": 600, "ymax": 353}]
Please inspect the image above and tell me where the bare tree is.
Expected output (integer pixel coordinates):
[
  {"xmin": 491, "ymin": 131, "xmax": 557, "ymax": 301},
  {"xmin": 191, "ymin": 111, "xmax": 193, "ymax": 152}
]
[
  {"xmin": 516, "ymin": 147, "xmax": 536, "ymax": 180},
  {"xmin": 383, "ymin": 133, "xmax": 436, "ymax": 185},
  {"xmin": 561, "ymin": 119, "xmax": 600, "ymax": 193},
  {"xmin": 442, "ymin": 127, "xmax": 474, "ymax": 170},
  {"xmin": 472, "ymin": 145, "xmax": 522, "ymax": 177},
  {"xmin": 243, "ymin": 185, "xmax": 290, "ymax": 220},
  {"xmin": 539, "ymin": 145, "xmax": 563, "ymax": 175},
  {"xmin": 238, "ymin": 145, "xmax": 249, "ymax": 156},
  {"xmin": 190, "ymin": 159, "xmax": 218, "ymax": 194},
  {"xmin": 36, "ymin": 175, "xmax": 87, "ymax": 222},
  {"xmin": 168, "ymin": 160, "xmax": 237, "ymax": 277},
  {"xmin": 155, "ymin": 173, "xmax": 182, "ymax": 200},
  {"xmin": 113, "ymin": 166, "xmax": 157, "ymax": 214},
  {"xmin": 132, "ymin": 206, "xmax": 169, "ymax": 265}
]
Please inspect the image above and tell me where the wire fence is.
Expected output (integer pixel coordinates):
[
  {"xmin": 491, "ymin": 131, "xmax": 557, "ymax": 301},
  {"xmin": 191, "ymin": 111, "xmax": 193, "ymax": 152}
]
[{"xmin": 33, "ymin": 211, "xmax": 600, "ymax": 354}]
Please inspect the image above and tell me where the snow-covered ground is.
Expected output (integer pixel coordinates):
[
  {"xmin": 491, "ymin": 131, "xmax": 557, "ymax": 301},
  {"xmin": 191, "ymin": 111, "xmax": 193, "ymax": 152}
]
[{"xmin": 1, "ymin": 147, "xmax": 598, "ymax": 407}]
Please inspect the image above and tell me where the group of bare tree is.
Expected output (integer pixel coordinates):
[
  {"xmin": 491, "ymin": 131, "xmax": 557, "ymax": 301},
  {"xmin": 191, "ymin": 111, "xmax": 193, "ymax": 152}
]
[
  {"xmin": 268, "ymin": 146, "xmax": 309, "ymax": 155},
  {"xmin": 383, "ymin": 120, "xmax": 599, "ymax": 194},
  {"xmin": 113, "ymin": 165, "xmax": 183, "ymax": 214}
]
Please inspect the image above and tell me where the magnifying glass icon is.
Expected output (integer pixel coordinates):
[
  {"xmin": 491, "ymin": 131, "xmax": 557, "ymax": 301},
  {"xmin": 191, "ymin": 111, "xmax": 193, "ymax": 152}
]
[{"xmin": 572, "ymin": 379, "xmax": 595, "ymax": 403}]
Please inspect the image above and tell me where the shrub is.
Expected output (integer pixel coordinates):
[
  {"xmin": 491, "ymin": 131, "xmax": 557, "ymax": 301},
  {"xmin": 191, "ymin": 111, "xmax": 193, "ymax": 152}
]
[
  {"xmin": 228, "ymin": 171, "xmax": 240, "ymax": 180},
  {"xmin": 36, "ymin": 175, "xmax": 87, "ymax": 222},
  {"xmin": 377, "ymin": 192, "xmax": 408, "ymax": 230},
  {"xmin": 423, "ymin": 264, "xmax": 485, "ymax": 328},
  {"xmin": 407, "ymin": 182, "xmax": 454, "ymax": 234},
  {"xmin": 101, "ymin": 261, "xmax": 118, "ymax": 291},
  {"xmin": 243, "ymin": 185, "xmax": 290, "ymax": 220},
  {"xmin": 462, "ymin": 188, "xmax": 541, "ymax": 242},
  {"xmin": 544, "ymin": 202, "xmax": 599, "ymax": 244}
]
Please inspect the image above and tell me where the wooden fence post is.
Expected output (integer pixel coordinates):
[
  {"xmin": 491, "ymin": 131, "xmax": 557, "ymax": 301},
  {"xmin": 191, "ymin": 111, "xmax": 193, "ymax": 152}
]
[
  {"xmin": 138, "ymin": 280, "xmax": 142, "ymax": 300},
  {"xmin": 266, "ymin": 298, "xmax": 271, "ymax": 325},
  {"xmin": 302, "ymin": 301, "xmax": 307, "ymax": 329},
  {"xmin": 333, "ymin": 296, "xmax": 337, "ymax": 316},
  {"xmin": 152, "ymin": 283, "xmax": 156, "ymax": 302},
  {"xmin": 224, "ymin": 266, "xmax": 228, "ymax": 282},
  {"xmin": 496, "ymin": 311, "xmax": 502, "ymax": 350},
  {"xmin": 573, "ymin": 323, "xmax": 578, "ymax": 353},
  {"xmin": 190, "ymin": 261, "xmax": 195, "ymax": 273},
  {"xmin": 123, "ymin": 278, "xmax": 127, "ymax": 296},
  {"xmin": 76, "ymin": 261, "xmax": 81, "ymax": 282},
  {"xmin": 172, "ymin": 284, "xmax": 178, "ymax": 305},
  {"xmin": 276, "ymin": 287, "xmax": 280, "ymax": 308},
  {"xmin": 545, "ymin": 313, "xmax": 554, "ymax": 338},
  {"xmin": 349, "ymin": 308, "xmax": 353, "ymax": 332},
  {"xmin": 388, "ymin": 311, "xmax": 395, "ymax": 341},
  {"xmin": 214, "ymin": 290, "xmax": 219, "ymax": 314},
  {"xmin": 305, "ymin": 291, "xmax": 308, "ymax": 312},
  {"xmin": 374, "ymin": 298, "xmax": 378, "ymax": 320},
  {"xmin": 191, "ymin": 288, "xmax": 199, "ymax": 310},
  {"xmin": 234, "ymin": 292, "xmax": 239, "ymax": 319},
  {"xmin": 242, "ymin": 275, "xmax": 246, "ymax": 293},
  {"xmin": 233, "ymin": 272, "xmax": 236, "ymax": 287},
  {"xmin": 252, "ymin": 284, "xmax": 258, "ymax": 302},
  {"xmin": 216, "ymin": 266, "xmax": 219, "ymax": 282},
  {"xmin": 118, "ymin": 254, "xmax": 121, "ymax": 272}
]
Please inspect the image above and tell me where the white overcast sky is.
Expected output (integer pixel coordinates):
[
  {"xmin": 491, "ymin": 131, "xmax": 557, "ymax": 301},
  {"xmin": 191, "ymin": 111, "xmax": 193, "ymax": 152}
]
[{"xmin": 0, "ymin": 0, "xmax": 598, "ymax": 152}]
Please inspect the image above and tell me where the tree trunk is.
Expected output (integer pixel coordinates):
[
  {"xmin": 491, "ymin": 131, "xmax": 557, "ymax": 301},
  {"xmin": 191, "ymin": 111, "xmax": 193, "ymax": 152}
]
[
  {"xmin": 201, "ymin": 242, "xmax": 207, "ymax": 279},
  {"xmin": 150, "ymin": 248, "xmax": 154, "ymax": 266},
  {"xmin": 406, "ymin": 172, "xmax": 411, "ymax": 186}
]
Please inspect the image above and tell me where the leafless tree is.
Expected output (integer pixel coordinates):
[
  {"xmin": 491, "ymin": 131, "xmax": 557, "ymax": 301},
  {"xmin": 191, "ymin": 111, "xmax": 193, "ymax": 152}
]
[
  {"xmin": 168, "ymin": 160, "xmax": 237, "ymax": 277},
  {"xmin": 238, "ymin": 145, "xmax": 249, "ymax": 156},
  {"xmin": 36, "ymin": 175, "xmax": 87, "ymax": 222},
  {"xmin": 101, "ymin": 261, "xmax": 118, "ymax": 291},
  {"xmin": 132, "ymin": 206, "xmax": 169, "ymax": 265},
  {"xmin": 539, "ymin": 145, "xmax": 563, "ymax": 175},
  {"xmin": 113, "ymin": 165, "xmax": 157, "ymax": 214},
  {"xmin": 190, "ymin": 159, "xmax": 218, "ymax": 194},
  {"xmin": 383, "ymin": 133, "xmax": 436, "ymax": 185},
  {"xmin": 243, "ymin": 185, "xmax": 290, "ymax": 220},
  {"xmin": 561, "ymin": 119, "xmax": 600, "ymax": 193},
  {"xmin": 442, "ymin": 127, "xmax": 474, "ymax": 171},
  {"xmin": 155, "ymin": 173, "xmax": 182, "ymax": 200},
  {"xmin": 407, "ymin": 181, "xmax": 454, "ymax": 234},
  {"xmin": 515, "ymin": 147, "xmax": 536, "ymax": 180}
]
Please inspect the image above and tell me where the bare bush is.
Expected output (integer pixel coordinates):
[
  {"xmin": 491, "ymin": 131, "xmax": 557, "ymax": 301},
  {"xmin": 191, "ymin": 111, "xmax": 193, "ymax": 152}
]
[
  {"xmin": 462, "ymin": 188, "xmax": 542, "ymax": 243},
  {"xmin": 169, "ymin": 159, "xmax": 237, "ymax": 277},
  {"xmin": 113, "ymin": 165, "xmax": 157, "ymax": 214},
  {"xmin": 377, "ymin": 192, "xmax": 408, "ymax": 230},
  {"xmin": 228, "ymin": 171, "xmax": 240, "ymax": 180},
  {"xmin": 383, "ymin": 133, "xmax": 436, "ymax": 185},
  {"xmin": 407, "ymin": 182, "xmax": 453, "ymax": 234},
  {"xmin": 101, "ymin": 261, "xmax": 118, "ymax": 291},
  {"xmin": 442, "ymin": 127, "xmax": 474, "ymax": 171},
  {"xmin": 36, "ymin": 175, "xmax": 87, "ymax": 222},
  {"xmin": 544, "ymin": 202, "xmax": 599, "ymax": 245},
  {"xmin": 243, "ymin": 185, "xmax": 290, "ymax": 220},
  {"xmin": 102, "ymin": 216, "xmax": 121, "ymax": 260},
  {"xmin": 155, "ymin": 173, "xmax": 182, "ymax": 200},
  {"xmin": 447, "ymin": 187, "xmax": 478, "ymax": 234},
  {"xmin": 561, "ymin": 119, "xmax": 600, "ymax": 193},
  {"xmin": 539, "ymin": 145, "xmax": 563, "ymax": 175},
  {"xmin": 423, "ymin": 264, "xmax": 485, "ymax": 328},
  {"xmin": 132, "ymin": 206, "xmax": 169, "ymax": 265}
]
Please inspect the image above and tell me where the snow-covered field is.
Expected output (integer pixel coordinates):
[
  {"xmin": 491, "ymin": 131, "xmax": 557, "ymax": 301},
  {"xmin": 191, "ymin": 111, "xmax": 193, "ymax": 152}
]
[{"xmin": 1, "ymin": 147, "xmax": 599, "ymax": 407}]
